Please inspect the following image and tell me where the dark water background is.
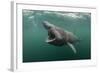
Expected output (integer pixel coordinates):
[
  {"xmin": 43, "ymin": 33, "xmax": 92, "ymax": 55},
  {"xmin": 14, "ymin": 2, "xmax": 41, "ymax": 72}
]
[{"xmin": 23, "ymin": 10, "xmax": 91, "ymax": 62}]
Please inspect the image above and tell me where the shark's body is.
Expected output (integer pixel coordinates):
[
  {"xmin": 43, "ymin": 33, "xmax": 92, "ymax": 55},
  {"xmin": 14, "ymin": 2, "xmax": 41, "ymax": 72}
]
[{"xmin": 43, "ymin": 21, "xmax": 79, "ymax": 53}]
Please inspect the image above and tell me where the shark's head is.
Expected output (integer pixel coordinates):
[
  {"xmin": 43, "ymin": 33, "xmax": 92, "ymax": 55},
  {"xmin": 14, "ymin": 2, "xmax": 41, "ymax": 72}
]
[
  {"xmin": 43, "ymin": 21, "xmax": 65, "ymax": 46},
  {"xmin": 42, "ymin": 21, "xmax": 55, "ymax": 30}
]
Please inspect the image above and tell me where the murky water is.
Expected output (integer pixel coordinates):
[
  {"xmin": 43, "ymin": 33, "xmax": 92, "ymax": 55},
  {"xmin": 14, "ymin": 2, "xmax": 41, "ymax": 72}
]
[{"xmin": 23, "ymin": 10, "xmax": 91, "ymax": 62}]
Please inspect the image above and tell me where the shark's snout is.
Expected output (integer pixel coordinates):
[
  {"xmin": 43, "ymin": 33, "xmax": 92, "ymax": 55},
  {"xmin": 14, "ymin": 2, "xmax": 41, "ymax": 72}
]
[{"xmin": 42, "ymin": 21, "xmax": 54, "ymax": 30}]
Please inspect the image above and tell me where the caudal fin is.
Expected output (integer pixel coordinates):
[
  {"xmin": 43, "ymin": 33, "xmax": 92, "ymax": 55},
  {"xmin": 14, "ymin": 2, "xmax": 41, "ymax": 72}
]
[{"xmin": 67, "ymin": 42, "xmax": 77, "ymax": 54}]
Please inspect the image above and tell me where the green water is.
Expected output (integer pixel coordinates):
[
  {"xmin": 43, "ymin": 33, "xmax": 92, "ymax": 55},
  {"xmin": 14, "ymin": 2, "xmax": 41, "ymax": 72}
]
[{"xmin": 23, "ymin": 10, "xmax": 91, "ymax": 62}]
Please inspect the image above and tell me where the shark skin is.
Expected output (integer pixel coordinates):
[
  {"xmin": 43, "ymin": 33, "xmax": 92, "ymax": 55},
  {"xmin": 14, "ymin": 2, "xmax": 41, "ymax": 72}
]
[{"xmin": 42, "ymin": 21, "xmax": 79, "ymax": 54}]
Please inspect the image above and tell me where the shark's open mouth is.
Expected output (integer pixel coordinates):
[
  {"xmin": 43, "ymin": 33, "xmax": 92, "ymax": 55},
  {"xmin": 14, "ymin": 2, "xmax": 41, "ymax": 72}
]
[
  {"xmin": 46, "ymin": 31, "xmax": 65, "ymax": 46},
  {"xmin": 46, "ymin": 31, "xmax": 56, "ymax": 43}
]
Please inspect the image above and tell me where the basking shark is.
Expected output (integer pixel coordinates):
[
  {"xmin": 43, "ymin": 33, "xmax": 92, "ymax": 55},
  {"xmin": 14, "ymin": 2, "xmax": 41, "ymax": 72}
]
[{"xmin": 42, "ymin": 21, "xmax": 79, "ymax": 54}]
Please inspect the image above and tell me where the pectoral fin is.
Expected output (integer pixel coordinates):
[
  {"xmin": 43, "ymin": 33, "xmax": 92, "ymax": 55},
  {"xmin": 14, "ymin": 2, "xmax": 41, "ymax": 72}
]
[{"xmin": 67, "ymin": 42, "xmax": 77, "ymax": 54}]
